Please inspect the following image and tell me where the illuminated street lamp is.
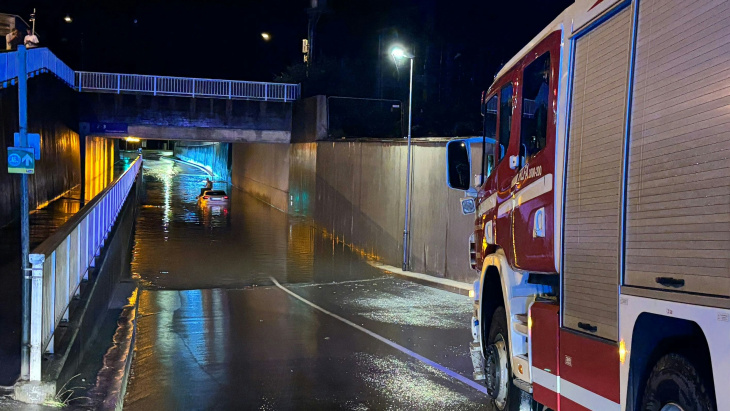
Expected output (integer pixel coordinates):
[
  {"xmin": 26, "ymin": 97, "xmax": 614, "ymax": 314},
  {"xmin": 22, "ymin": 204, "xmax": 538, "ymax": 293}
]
[
  {"xmin": 390, "ymin": 45, "xmax": 415, "ymax": 271},
  {"xmin": 261, "ymin": 32, "xmax": 271, "ymax": 41},
  {"xmin": 64, "ymin": 14, "xmax": 72, "ymax": 23}
]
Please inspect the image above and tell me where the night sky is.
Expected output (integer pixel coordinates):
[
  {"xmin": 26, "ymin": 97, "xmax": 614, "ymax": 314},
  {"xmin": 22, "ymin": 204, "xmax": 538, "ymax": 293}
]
[{"xmin": 5, "ymin": 0, "xmax": 573, "ymax": 135}]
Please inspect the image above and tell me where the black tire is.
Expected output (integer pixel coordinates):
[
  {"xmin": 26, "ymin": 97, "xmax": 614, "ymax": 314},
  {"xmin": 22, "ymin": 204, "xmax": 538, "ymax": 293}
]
[
  {"xmin": 641, "ymin": 353, "xmax": 715, "ymax": 411},
  {"xmin": 487, "ymin": 307, "xmax": 529, "ymax": 411}
]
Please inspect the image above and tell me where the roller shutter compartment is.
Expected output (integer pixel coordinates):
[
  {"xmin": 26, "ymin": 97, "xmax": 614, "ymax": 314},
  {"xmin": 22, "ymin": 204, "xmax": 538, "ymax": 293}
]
[
  {"xmin": 563, "ymin": 6, "xmax": 632, "ymax": 341},
  {"xmin": 625, "ymin": 0, "xmax": 730, "ymax": 297}
]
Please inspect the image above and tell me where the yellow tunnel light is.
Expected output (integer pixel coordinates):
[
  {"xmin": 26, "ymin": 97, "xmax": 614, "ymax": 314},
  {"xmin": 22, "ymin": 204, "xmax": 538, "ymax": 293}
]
[{"xmin": 619, "ymin": 339, "xmax": 627, "ymax": 364}]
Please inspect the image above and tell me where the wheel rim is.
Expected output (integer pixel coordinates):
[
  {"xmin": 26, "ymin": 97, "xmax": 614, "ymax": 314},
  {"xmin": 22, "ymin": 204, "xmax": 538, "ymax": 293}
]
[
  {"xmin": 660, "ymin": 404, "xmax": 684, "ymax": 411},
  {"xmin": 484, "ymin": 334, "xmax": 509, "ymax": 410}
]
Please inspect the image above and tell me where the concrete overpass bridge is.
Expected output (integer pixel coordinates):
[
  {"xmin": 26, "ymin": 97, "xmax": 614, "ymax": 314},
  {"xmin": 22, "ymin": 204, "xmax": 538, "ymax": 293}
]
[{"xmin": 1, "ymin": 47, "xmax": 300, "ymax": 143}]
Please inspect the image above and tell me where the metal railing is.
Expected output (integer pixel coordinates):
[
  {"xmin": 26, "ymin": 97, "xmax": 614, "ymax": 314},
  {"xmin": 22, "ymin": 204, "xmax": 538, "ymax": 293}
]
[
  {"xmin": 76, "ymin": 71, "xmax": 300, "ymax": 102},
  {"xmin": 1, "ymin": 48, "xmax": 300, "ymax": 102},
  {"xmin": 27, "ymin": 156, "xmax": 142, "ymax": 381},
  {"xmin": 0, "ymin": 47, "xmax": 74, "ymax": 87}
]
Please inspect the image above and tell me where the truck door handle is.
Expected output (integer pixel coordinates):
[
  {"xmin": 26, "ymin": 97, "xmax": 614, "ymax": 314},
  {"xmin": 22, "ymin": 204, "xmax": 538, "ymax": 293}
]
[
  {"xmin": 577, "ymin": 322, "xmax": 598, "ymax": 333},
  {"xmin": 655, "ymin": 277, "xmax": 685, "ymax": 288}
]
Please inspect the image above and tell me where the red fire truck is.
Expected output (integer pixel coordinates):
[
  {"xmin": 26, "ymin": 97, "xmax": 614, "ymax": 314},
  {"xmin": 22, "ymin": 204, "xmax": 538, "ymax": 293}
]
[{"xmin": 445, "ymin": 0, "xmax": 730, "ymax": 409}]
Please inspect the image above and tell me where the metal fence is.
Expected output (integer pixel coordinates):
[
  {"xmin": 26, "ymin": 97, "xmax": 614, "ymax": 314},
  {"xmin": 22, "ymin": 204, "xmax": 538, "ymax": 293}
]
[
  {"xmin": 76, "ymin": 71, "xmax": 300, "ymax": 102},
  {"xmin": 27, "ymin": 156, "xmax": 142, "ymax": 381},
  {"xmin": 1, "ymin": 48, "xmax": 300, "ymax": 102}
]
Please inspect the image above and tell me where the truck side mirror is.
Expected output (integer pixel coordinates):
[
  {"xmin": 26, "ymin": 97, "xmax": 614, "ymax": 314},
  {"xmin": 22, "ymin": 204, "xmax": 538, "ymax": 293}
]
[{"xmin": 446, "ymin": 140, "xmax": 472, "ymax": 191}]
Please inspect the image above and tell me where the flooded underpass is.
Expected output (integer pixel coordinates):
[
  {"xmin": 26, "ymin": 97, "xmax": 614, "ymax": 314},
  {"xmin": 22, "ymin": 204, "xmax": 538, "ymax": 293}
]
[{"xmin": 123, "ymin": 153, "xmax": 489, "ymax": 410}]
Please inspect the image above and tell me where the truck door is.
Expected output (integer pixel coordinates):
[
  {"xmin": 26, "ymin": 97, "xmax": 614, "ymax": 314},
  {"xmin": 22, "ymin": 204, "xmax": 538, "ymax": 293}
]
[
  {"xmin": 494, "ymin": 80, "xmax": 518, "ymax": 265},
  {"xmin": 511, "ymin": 34, "xmax": 559, "ymax": 273}
]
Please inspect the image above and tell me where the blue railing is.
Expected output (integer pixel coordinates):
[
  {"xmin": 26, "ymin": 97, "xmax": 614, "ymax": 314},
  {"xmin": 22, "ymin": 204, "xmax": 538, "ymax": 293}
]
[
  {"xmin": 76, "ymin": 71, "xmax": 300, "ymax": 102},
  {"xmin": 27, "ymin": 156, "xmax": 142, "ymax": 381},
  {"xmin": 0, "ymin": 48, "xmax": 74, "ymax": 88},
  {"xmin": 0, "ymin": 47, "xmax": 300, "ymax": 102}
]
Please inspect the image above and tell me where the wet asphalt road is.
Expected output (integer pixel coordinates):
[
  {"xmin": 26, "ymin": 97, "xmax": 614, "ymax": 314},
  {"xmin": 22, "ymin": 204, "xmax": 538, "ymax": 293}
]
[{"xmin": 123, "ymin": 154, "xmax": 490, "ymax": 410}]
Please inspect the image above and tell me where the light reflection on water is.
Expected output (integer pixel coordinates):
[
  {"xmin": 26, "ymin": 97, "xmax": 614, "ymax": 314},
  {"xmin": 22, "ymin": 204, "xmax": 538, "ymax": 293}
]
[{"xmin": 132, "ymin": 155, "xmax": 379, "ymax": 290}]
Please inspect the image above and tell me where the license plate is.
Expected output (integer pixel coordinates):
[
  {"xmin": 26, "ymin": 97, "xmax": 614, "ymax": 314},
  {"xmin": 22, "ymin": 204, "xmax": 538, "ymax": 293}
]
[{"xmin": 212, "ymin": 206, "xmax": 221, "ymax": 213}]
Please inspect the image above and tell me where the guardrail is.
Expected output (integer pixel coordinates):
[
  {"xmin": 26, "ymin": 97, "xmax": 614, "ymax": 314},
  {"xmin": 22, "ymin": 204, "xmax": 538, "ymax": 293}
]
[
  {"xmin": 27, "ymin": 156, "xmax": 142, "ymax": 381},
  {"xmin": 0, "ymin": 47, "xmax": 74, "ymax": 87},
  {"xmin": 76, "ymin": 71, "xmax": 300, "ymax": 102}
]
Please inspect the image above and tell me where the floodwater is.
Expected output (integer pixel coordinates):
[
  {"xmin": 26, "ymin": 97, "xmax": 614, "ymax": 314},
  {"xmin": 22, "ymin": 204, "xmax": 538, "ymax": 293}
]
[{"xmin": 123, "ymin": 153, "xmax": 489, "ymax": 410}]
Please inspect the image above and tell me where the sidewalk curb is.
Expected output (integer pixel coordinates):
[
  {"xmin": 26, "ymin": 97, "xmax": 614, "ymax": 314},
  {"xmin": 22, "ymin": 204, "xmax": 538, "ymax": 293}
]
[
  {"xmin": 366, "ymin": 261, "xmax": 473, "ymax": 296},
  {"xmin": 114, "ymin": 287, "xmax": 139, "ymax": 411},
  {"xmin": 87, "ymin": 286, "xmax": 139, "ymax": 410}
]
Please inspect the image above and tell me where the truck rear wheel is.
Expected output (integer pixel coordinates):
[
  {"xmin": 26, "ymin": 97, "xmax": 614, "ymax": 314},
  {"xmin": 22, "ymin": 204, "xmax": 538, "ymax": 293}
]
[{"xmin": 641, "ymin": 353, "xmax": 715, "ymax": 411}]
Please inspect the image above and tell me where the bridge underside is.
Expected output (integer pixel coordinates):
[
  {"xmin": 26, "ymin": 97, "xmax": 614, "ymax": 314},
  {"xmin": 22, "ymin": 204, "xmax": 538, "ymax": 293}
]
[
  {"xmin": 89, "ymin": 124, "xmax": 290, "ymax": 143},
  {"xmin": 80, "ymin": 93, "xmax": 292, "ymax": 143}
]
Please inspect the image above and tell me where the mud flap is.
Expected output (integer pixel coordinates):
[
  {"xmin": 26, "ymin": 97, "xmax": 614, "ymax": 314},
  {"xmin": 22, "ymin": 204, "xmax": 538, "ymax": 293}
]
[{"xmin": 470, "ymin": 341, "xmax": 486, "ymax": 380}]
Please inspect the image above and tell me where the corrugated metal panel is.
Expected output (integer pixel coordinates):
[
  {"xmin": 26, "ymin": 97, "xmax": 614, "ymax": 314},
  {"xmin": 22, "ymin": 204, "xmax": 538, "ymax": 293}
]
[
  {"xmin": 625, "ymin": 0, "xmax": 730, "ymax": 296},
  {"xmin": 563, "ymin": 7, "xmax": 632, "ymax": 341}
]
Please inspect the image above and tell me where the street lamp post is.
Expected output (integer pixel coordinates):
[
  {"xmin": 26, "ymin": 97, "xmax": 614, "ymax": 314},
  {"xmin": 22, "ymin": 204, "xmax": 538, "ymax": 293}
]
[{"xmin": 391, "ymin": 46, "xmax": 414, "ymax": 271}]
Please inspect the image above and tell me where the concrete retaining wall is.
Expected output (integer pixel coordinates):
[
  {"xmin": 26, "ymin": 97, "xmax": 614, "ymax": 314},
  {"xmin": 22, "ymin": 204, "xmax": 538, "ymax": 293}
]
[
  {"xmin": 291, "ymin": 96, "xmax": 327, "ymax": 143},
  {"xmin": 0, "ymin": 74, "xmax": 81, "ymax": 227},
  {"xmin": 231, "ymin": 143, "xmax": 291, "ymax": 212},
  {"xmin": 174, "ymin": 142, "xmax": 231, "ymax": 180},
  {"xmin": 231, "ymin": 140, "xmax": 484, "ymax": 283}
]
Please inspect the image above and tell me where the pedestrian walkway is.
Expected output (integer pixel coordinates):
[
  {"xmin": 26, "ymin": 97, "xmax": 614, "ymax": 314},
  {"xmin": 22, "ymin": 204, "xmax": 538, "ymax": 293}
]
[{"xmin": 0, "ymin": 159, "xmax": 130, "ymax": 386}]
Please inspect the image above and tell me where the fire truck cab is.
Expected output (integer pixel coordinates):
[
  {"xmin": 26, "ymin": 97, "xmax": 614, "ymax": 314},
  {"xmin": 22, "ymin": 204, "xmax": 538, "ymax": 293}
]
[{"xmin": 447, "ymin": 0, "xmax": 730, "ymax": 410}]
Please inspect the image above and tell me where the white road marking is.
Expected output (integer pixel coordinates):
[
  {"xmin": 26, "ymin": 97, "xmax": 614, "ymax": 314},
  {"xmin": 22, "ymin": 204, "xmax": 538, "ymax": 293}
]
[
  {"xmin": 270, "ymin": 277, "xmax": 488, "ymax": 395},
  {"xmin": 288, "ymin": 277, "xmax": 389, "ymax": 288}
]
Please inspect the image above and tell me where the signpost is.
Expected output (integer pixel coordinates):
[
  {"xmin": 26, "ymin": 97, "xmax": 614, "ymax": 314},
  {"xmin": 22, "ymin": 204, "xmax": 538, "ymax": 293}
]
[
  {"xmin": 7, "ymin": 147, "xmax": 35, "ymax": 174},
  {"xmin": 17, "ymin": 45, "xmax": 32, "ymax": 381},
  {"xmin": 14, "ymin": 133, "xmax": 41, "ymax": 160}
]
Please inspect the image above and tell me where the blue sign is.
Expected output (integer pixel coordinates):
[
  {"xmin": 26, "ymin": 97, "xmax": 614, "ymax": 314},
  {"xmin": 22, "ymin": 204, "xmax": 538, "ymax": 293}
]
[
  {"xmin": 8, "ymin": 147, "xmax": 35, "ymax": 174},
  {"xmin": 89, "ymin": 123, "xmax": 128, "ymax": 134}
]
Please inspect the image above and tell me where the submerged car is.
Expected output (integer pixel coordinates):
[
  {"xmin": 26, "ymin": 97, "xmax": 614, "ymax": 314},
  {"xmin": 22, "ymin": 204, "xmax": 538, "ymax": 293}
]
[{"xmin": 198, "ymin": 190, "xmax": 229, "ymax": 206}]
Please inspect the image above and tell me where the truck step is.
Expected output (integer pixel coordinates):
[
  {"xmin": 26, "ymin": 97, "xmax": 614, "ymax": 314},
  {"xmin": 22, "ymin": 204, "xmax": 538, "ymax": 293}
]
[
  {"xmin": 470, "ymin": 341, "xmax": 486, "ymax": 380},
  {"xmin": 513, "ymin": 313, "xmax": 529, "ymax": 337},
  {"xmin": 512, "ymin": 354, "xmax": 532, "ymax": 388}
]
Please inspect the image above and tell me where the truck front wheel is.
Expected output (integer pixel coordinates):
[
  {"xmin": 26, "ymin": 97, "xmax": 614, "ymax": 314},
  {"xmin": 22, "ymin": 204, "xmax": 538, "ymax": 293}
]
[
  {"xmin": 485, "ymin": 307, "xmax": 524, "ymax": 411},
  {"xmin": 641, "ymin": 353, "xmax": 715, "ymax": 411}
]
